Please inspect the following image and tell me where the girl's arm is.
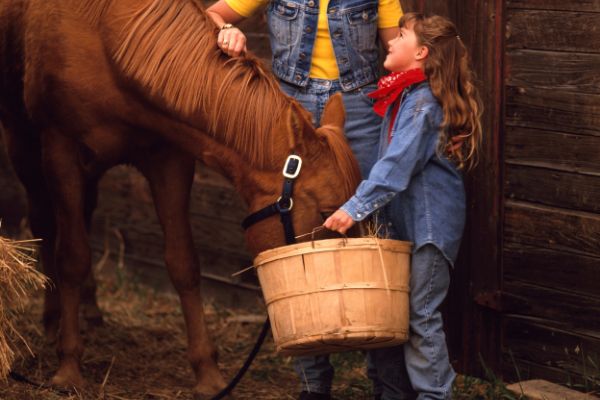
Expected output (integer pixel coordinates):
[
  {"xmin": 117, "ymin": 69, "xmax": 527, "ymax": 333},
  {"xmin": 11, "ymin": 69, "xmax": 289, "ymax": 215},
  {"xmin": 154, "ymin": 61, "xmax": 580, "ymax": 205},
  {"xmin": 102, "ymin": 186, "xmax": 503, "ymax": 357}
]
[
  {"xmin": 206, "ymin": 0, "xmax": 250, "ymax": 57},
  {"xmin": 325, "ymin": 102, "xmax": 440, "ymax": 233}
]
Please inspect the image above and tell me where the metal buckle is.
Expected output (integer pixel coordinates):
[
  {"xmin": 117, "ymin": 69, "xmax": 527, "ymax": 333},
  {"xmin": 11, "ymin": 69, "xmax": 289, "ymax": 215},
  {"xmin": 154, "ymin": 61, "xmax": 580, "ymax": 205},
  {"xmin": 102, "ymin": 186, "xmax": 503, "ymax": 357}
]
[
  {"xmin": 282, "ymin": 155, "xmax": 302, "ymax": 179},
  {"xmin": 276, "ymin": 196, "xmax": 294, "ymax": 212}
]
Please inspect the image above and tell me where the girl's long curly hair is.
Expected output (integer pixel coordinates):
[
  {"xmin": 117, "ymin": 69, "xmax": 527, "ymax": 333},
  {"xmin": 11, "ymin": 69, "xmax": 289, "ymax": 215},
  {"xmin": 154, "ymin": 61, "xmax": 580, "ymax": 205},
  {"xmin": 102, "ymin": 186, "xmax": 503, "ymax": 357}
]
[{"xmin": 401, "ymin": 13, "xmax": 483, "ymax": 170}]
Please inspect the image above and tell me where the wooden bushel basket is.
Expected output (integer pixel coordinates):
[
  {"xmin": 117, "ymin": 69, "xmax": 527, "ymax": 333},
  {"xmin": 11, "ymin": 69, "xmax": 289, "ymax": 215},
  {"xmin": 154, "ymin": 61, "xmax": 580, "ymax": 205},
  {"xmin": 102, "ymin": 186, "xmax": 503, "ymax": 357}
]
[{"xmin": 254, "ymin": 237, "xmax": 412, "ymax": 356}]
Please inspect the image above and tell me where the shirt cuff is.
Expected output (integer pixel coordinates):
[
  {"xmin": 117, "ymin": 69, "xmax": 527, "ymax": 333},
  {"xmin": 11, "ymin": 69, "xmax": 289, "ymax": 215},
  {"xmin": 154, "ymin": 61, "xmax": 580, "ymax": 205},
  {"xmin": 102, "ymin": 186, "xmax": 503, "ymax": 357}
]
[{"xmin": 340, "ymin": 196, "xmax": 372, "ymax": 222}]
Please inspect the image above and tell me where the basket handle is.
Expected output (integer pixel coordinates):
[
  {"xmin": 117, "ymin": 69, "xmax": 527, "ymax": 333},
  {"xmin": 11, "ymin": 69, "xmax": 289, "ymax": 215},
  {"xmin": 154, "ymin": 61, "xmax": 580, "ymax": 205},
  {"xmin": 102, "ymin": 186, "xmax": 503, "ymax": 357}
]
[{"xmin": 294, "ymin": 226, "xmax": 348, "ymax": 248}]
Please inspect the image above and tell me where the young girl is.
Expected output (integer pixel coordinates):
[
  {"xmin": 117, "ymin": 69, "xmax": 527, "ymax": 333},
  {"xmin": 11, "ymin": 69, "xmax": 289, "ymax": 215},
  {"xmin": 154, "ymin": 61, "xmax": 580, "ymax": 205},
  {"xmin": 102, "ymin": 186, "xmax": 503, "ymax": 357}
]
[{"xmin": 324, "ymin": 13, "xmax": 482, "ymax": 400}]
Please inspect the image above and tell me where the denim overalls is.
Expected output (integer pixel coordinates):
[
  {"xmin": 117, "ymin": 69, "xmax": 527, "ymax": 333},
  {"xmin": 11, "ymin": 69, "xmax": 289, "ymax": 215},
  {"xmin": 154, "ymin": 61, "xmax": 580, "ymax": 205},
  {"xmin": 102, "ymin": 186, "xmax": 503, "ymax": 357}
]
[{"xmin": 267, "ymin": 0, "xmax": 383, "ymax": 178}]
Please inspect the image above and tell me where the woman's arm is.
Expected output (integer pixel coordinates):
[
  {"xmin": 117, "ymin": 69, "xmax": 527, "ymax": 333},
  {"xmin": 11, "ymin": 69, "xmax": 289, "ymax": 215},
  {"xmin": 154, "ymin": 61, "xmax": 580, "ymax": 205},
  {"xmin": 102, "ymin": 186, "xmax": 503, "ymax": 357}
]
[
  {"xmin": 206, "ymin": 0, "xmax": 249, "ymax": 57},
  {"xmin": 325, "ymin": 102, "xmax": 441, "ymax": 234}
]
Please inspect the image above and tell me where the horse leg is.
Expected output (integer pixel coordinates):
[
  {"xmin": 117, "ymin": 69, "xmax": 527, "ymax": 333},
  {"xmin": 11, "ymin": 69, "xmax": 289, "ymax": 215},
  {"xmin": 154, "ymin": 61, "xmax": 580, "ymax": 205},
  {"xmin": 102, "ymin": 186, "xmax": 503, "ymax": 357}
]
[
  {"xmin": 1, "ymin": 119, "xmax": 61, "ymax": 342},
  {"xmin": 80, "ymin": 179, "xmax": 104, "ymax": 329},
  {"xmin": 29, "ymin": 191, "xmax": 61, "ymax": 342},
  {"xmin": 136, "ymin": 148, "xmax": 228, "ymax": 396},
  {"xmin": 42, "ymin": 131, "xmax": 90, "ymax": 388}
]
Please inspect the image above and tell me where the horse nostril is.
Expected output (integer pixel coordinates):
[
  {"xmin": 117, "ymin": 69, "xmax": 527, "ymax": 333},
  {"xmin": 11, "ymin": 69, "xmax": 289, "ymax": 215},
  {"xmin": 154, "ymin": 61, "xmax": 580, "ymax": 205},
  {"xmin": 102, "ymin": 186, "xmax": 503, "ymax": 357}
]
[{"xmin": 320, "ymin": 211, "xmax": 334, "ymax": 220}]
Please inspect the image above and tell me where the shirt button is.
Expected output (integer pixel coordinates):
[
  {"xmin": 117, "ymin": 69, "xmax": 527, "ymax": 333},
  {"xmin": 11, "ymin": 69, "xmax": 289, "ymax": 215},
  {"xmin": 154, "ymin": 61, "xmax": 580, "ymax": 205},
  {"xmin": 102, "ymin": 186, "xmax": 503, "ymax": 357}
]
[
  {"xmin": 340, "ymin": 57, "xmax": 348, "ymax": 64},
  {"xmin": 356, "ymin": 213, "xmax": 362, "ymax": 218},
  {"xmin": 373, "ymin": 203, "xmax": 378, "ymax": 208},
  {"xmin": 299, "ymin": 52, "xmax": 306, "ymax": 59},
  {"xmin": 388, "ymin": 222, "xmax": 393, "ymax": 226},
  {"xmin": 305, "ymin": 26, "xmax": 312, "ymax": 33},
  {"xmin": 308, "ymin": 0, "xmax": 315, "ymax": 6},
  {"xmin": 362, "ymin": 11, "xmax": 369, "ymax": 20},
  {"xmin": 329, "ymin": 8, "xmax": 337, "ymax": 13},
  {"xmin": 295, "ymin": 73, "xmax": 302, "ymax": 81}
]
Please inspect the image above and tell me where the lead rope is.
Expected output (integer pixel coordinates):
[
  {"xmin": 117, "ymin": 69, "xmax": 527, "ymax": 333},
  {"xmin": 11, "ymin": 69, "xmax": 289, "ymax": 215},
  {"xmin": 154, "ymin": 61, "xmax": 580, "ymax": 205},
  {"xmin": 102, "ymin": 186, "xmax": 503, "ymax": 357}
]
[{"xmin": 209, "ymin": 317, "xmax": 271, "ymax": 399}]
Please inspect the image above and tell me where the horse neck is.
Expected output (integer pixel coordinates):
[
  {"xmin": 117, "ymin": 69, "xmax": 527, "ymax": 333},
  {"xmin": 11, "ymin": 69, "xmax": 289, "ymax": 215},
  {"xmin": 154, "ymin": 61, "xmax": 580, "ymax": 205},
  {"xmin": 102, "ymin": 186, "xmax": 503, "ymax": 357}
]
[{"xmin": 100, "ymin": 0, "xmax": 295, "ymax": 169}]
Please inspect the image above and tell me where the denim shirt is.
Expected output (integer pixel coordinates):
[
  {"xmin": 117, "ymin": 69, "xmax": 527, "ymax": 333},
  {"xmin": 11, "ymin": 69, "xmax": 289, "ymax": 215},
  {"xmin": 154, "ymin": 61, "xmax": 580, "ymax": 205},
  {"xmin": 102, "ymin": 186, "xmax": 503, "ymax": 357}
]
[
  {"xmin": 341, "ymin": 83, "xmax": 466, "ymax": 265},
  {"xmin": 267, "ymin": 0, "xmax": 379, "ymax": 91}
]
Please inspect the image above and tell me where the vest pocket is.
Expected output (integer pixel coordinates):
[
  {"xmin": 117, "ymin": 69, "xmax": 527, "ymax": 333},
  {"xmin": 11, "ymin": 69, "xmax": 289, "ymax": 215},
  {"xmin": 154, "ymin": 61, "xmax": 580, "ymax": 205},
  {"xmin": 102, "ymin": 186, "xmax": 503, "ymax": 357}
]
[
  {"xmin": 269, "ymin": 2, "xmax": 301, "ymax": 45},
  {"xmin": 345, "ymin": 6, "xmax": 378, "ymax": 51}
]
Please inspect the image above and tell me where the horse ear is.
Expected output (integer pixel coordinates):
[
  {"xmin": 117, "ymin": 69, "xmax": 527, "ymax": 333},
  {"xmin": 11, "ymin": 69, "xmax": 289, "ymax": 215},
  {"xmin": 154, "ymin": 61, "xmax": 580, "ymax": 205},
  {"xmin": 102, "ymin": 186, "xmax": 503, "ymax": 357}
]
[
  {"xmin": 285, "ymin": 101, "xmax": 315, "ymax": 148},
  {"xmin": 320, "ymin": 93, "xmax": 345, "ymax": 129}
]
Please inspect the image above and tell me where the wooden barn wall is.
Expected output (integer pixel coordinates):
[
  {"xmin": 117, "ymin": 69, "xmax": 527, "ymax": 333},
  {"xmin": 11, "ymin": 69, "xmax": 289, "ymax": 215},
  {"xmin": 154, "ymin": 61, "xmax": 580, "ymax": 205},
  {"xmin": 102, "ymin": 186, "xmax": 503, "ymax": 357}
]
[{"xmin": 502, "ymin": 0, "xmax": 600, "ymax": 387}]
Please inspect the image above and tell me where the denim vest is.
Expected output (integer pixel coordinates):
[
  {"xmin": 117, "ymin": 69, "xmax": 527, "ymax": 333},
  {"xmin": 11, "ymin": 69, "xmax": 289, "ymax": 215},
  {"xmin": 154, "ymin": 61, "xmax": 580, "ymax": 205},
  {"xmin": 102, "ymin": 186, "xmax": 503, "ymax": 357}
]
[{"xmin": 267, "ymin": 0, "xmax": 380, "ymax": 91}]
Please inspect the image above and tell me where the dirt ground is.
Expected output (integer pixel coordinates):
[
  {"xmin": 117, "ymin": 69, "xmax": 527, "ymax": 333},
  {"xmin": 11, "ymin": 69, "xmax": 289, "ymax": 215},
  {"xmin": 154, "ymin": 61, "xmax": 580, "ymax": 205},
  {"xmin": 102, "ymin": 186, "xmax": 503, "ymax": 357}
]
[
  {"xmin": 1, "ymin": 270, "xmax": 522, "ymax": 400},
  {"xmin": 0, "ymin": 270, "xmax": 379, "ymax": 400}
]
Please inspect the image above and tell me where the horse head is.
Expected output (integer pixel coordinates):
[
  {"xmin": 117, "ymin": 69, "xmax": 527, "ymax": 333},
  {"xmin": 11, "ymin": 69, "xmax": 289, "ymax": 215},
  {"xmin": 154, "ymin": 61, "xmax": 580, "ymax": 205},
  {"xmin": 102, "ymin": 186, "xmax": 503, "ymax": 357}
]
[{"xmin": 243, "ymin": 93, "xmax": 362, "ymax": 255}]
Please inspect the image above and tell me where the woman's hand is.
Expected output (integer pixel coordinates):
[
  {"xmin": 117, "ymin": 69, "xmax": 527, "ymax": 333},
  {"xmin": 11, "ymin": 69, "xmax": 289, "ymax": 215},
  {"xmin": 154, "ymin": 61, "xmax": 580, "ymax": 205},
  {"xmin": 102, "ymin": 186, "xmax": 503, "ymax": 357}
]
[
  {"xmin": 217, "ymin": 25, "xmax": 247, "ymax": 57},
  {"xmin": 323, "ymin": 210, "xmax": 355, "ymax": 234}
]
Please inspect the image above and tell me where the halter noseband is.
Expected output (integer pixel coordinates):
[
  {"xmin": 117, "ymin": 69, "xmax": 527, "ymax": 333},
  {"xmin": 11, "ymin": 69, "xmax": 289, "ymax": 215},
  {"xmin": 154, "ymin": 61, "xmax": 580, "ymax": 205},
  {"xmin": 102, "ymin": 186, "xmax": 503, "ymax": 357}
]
[{"xmin": 241, "ymin": 154, "xmax": 302, "ymax": 245}]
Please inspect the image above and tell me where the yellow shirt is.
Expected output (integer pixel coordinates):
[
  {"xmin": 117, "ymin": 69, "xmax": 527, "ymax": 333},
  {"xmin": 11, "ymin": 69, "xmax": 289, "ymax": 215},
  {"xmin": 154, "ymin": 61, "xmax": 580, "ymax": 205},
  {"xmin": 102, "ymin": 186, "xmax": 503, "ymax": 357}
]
[{"xmin": 225, "ymin": 0, "xmax": 403, "ymax": 79}]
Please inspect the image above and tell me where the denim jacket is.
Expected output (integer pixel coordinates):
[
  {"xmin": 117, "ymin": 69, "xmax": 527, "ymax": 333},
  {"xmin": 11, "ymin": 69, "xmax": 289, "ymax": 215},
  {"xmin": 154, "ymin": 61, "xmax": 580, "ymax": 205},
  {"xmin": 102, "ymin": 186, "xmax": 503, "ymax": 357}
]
[
  {"xmin": 341, "ymin": 83, "xmax": 466, "ymax": 265},
  {"xmin": 267, "ymin": 0, "xmax": 380, "ymax": 91}
]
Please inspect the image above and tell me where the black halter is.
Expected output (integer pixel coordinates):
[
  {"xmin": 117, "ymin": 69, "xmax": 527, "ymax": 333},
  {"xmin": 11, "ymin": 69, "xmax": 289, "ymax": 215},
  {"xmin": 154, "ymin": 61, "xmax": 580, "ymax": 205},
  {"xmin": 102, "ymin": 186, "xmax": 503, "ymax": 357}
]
[{"xmin": 241, "ymin": 154, "xmax": 302, "ymax": 245}]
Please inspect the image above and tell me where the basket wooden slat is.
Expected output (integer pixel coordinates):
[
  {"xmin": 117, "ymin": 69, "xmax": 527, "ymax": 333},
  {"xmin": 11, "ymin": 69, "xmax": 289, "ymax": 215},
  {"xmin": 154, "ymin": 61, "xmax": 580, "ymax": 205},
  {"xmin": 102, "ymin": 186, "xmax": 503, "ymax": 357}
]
[{"xmin": 254, "ymin": 237, "xmax": 412, "ymax": 356}]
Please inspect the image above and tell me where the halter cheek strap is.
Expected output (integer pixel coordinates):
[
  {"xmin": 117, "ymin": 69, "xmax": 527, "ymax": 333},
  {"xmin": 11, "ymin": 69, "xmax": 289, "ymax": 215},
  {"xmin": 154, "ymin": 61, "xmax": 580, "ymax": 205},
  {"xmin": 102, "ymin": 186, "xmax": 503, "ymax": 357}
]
[{"xmin": 241, "ymin": 154, "xmax": 302, "ymax": 245}]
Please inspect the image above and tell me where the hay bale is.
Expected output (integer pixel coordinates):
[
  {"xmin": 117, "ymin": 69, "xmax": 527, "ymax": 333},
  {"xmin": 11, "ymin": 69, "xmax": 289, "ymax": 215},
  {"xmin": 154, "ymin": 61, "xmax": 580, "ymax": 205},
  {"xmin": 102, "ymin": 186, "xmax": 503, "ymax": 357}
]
[{"xmin": 0, "ymin": 235, "xmax": 47, "ymax": 380}]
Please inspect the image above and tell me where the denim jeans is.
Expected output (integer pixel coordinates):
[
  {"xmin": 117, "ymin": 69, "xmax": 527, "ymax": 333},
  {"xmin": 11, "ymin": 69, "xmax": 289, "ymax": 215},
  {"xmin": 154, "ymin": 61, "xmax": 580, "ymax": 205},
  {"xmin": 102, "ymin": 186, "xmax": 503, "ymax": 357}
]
[
  {"xmin": 278, "ymin": 78, "xmax": 382, "ymax": 179},
  {"xmin": 294, "ymin": 244, "xmax": 456, "ymax": 399},
  {"xmin": 367, "ymin": 244, "xmax": 455, "ymax": 400}
]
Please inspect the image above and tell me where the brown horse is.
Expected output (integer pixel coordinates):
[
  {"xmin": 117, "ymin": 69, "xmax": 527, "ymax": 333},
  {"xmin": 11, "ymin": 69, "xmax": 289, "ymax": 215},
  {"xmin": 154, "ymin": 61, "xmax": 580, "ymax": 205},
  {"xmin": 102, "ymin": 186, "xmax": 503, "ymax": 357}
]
[{"xmin": 0, "ymin": 0, "xmax": 361, "ymax": 396}]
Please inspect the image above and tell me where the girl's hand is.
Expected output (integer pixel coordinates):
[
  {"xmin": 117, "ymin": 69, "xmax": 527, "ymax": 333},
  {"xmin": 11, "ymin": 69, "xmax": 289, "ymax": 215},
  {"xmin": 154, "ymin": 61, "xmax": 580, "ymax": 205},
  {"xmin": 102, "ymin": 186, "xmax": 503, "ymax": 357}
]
[
  {"xmin": 323, "ymin": 210, "xmax": 355, "ymax": 234},
  {"xmin": 217, "ymin": 26, "xmax": 247, "ymax": 57}
]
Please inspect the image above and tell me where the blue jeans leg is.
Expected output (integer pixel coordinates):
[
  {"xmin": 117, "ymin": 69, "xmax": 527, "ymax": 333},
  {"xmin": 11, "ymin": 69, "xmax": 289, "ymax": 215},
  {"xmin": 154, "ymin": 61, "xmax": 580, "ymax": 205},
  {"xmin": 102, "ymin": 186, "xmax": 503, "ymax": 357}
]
[
  {"xmin": 293, "ymin": 354, "xmax": 335, "ymax": 394},
  {"xmin": 370, "ymin": 244, "xmax": 455, "ymax": 400},
  {"xmin": 407, "ymin": 244, "xmax": 455, "ymax": 400},
  {"xmin": 340, "ymin": 83, "xmax": 382, "ymax": 178}
]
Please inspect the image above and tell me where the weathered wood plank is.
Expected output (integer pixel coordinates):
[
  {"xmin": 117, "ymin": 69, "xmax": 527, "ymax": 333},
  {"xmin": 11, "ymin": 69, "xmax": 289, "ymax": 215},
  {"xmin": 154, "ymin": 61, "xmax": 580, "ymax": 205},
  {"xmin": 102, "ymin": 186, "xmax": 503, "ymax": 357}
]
[
  {"xmin": 399, "ymin": 0, "xmax": 448, "ymax": 14},
  {"xmin": 502, "ymin": 317, "xmax": 600, "ymax": 388},
  {"xmin": 446, "ymin": 0, "xmax": 505, "ymax": 378},
  {"xmin": 505, "ymin": 164, "xmax": 600, "ymax": 213},
  {"xmin": 504, "ymin": 200, "xmax": 600, "ymax": 258},
  {"xmin": 506, "ymin": 10, "xmax": 600, "ymax": 53},
  {"xmin": 507, "ymin": 0, "xmax": 600, "ymax": 12},
  {"xmin": 505, "ymin": 127, "xmax": 600, "ymax": 174},
  {"xmin": 506, "ymin": 86, "xmax": 600, "ymax": 137},
  {"xmin": 504, "ymin": 243, "xmax": 600, "ymax": 300},
  {"xmin": 507, "ymin": 380, "xmax": 600, "ymax": 400},
  {"xmin": 503, "ymin": 280, "xmax": 600, "ymax": 331},
  {"xmin": 502, "ymin": 358, "xmax": 592, "ymax": 392},
  {"xmin": 506, "ymin": 50, "xmax": 600, "ymax": 95},
  {"xmin": 92, "ymin": 164, "xmax": 253, "ymax": 281}
]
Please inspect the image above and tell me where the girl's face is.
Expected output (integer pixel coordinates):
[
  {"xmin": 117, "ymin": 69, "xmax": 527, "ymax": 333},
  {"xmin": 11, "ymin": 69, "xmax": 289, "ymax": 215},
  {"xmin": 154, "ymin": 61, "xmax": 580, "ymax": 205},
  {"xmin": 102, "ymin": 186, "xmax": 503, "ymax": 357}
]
[{"xmin": 383, "ymin": 22, "xmax": 426, "ymax": 72}]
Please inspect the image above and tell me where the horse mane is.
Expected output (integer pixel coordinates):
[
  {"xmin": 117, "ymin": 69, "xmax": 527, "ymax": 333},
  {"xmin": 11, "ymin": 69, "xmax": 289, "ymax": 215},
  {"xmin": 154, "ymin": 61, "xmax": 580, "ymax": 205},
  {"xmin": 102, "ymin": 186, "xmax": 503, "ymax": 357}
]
[
  {"xmin": 316, "ymin": 124, "xmax": 362, "ymax": 199},
  {"xmin": 73, "ymin": 0, "xmax": 359, "ymax": 194},
  {"xmin": 75, "ymin": 0, "xmax": 290, "ymax": 168}
]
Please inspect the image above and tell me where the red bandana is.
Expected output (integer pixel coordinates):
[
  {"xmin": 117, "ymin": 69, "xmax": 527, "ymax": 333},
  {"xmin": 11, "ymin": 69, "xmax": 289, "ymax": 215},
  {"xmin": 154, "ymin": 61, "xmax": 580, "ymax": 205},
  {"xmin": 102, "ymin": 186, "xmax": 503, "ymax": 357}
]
[{"xmin": 368, "ymin": 69, "xmax": 427, "ymax": 142}]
